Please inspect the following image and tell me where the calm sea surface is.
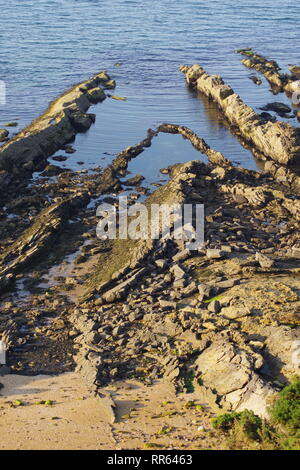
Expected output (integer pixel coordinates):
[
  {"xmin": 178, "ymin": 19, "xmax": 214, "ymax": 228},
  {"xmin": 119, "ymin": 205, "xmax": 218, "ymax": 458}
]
[{"xmin": 0, "ymin": 0, "xmax": 300, "ymax": 181}]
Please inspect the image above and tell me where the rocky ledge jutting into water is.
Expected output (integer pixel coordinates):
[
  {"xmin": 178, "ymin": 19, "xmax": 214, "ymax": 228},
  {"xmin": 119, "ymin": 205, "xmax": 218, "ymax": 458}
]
[
  {"xmin": 236, "ymin": 48, "xmax": 300, "ymax": 95},
  {"xmin": 180, "ymin": 64, "xmax": 300, "ymax": 166},
  {"xmin": 0, "ymin": 70, "xmax": 115, "ymax": 190}
]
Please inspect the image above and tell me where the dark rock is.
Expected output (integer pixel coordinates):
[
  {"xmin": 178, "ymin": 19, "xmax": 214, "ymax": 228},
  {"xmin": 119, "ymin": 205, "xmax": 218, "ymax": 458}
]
[
  {"xmin": 41, "ymin": 165, "xmax": 66, "ymax": 177},
  {"xmin": 52, "ymin": 155, "xmax": 68, "ymax": 162},
  {"xmin": 249, "ymin": 75, "xmax": 262, "ymax": 85},
  {"xmin": 63, "ymin": 145, "xmax": 76, "ymax": 154},
  {"xmin": 3, "ymin": 122, "xmax": 18, "ymax": 127},
  {"xmin": 0, "ymin": 129, "xmax": 9, "ymax": 142},
  {"xmin": 123, "ymin": 174, "xmax": 145, "ymax": 186},
  {"xmin": 259, "ymin": 112, "xmax": 277, "ymax": 123},
  {"xmin": 260, "ymin": 102, "xmax": 292, "ymax": 114}
]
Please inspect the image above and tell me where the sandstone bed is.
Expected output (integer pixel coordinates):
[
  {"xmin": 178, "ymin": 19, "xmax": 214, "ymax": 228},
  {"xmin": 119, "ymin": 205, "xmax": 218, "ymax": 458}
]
[
  {"xmin": 180, "ymin": 64, "xmax": 300, "ymax": 166},
  {"xmin": 236, "ymin": 48, "xmax": 300, "ymax": 95}
]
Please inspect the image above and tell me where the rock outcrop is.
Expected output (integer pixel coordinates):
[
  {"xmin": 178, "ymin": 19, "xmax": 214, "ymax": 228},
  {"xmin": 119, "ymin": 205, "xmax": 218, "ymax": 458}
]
[
  {"xmin": 236, "ymin": 48, "xmax": 300, "ymax": 94},
  {"xmin": 0, "ymin": 71, "xmax": 114, "ymax": 175},
  {"xmin": 180, "ymin": 64, "xmax": 300, "ymax": 166},
  {"xmin": 0, "ymin": 129, "xmax": 9, "ymax": 142},
  {"xmin": 194, "ymin": 334, "xmax": 274, "ymax": 417}
]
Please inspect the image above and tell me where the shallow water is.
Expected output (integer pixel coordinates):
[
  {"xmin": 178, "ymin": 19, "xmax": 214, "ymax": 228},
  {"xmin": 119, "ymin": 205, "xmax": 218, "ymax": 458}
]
[{"xmin": 1, "ymin": 0, "xmax": 300, "ymax": 173}]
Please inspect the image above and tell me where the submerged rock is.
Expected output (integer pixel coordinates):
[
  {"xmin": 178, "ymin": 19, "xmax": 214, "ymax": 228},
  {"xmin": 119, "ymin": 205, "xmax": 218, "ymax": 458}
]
[
  {"xmin": 3, "ymin": 122, "xmax": 18, "ymax": 127},
  {"xmin": 123, "ymin": 174, "xmax": 145, "ymax": 186},
  {"xmin": 249, "ymin": 75, "xmax": 262, "ymax": 85},
  {"xmin": 52, "ymin": 155, "xmax": 68, "ymax": 162},
  {"xmin": 260, "ymin": 102, "xmax": 292, "ymax": 115},
  {"xmin": 41, "ymin": 164, "xmax": 66, "ymax": 176}
]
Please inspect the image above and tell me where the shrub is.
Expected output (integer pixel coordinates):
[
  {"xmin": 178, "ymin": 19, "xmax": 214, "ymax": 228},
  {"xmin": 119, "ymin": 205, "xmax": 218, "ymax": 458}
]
[
  {"xmin": 268, "ymin": 378, "xmax": 300, "ymax": 433},
  {"xmin": 212, "ymin": 412, "xmax": 241, "ymax": 432},
  {"xmin": 212, "ymin": 379, "xmax": 300, "ymax": 450},
  {"xmin": 238, "ymin": 409, "xmax": 262, "ymax": 441},
  {"xmin": 212, "ymin": 410, "xmax": 262, "ymax": 441}
]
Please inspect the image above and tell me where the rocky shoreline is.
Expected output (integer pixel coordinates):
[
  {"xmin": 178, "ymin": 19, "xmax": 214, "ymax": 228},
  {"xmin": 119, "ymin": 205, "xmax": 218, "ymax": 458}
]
[
  {"xmin": 180, "ymin": 64, "xmax": 300, "ymax": 166},
  {"xmin": 72, "ymin": 137, "xmax": 300, "ymax": 416},
  {"xmin": 236, "ymin": 48, "xmax": 300, "ymax": 96},
  {"xmin": 0, "ymin": 70, "xmax": 115, "ymax": 200},
  {"xmin": 0, "ymin": 62, "xmax": 299, "ymax": 447}
]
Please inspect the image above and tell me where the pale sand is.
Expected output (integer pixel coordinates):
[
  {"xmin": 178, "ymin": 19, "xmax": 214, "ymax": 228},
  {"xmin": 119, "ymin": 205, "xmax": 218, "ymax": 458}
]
[{"xmin": 0, "ymin": 372, "xmax": 221, "ymax": 450}]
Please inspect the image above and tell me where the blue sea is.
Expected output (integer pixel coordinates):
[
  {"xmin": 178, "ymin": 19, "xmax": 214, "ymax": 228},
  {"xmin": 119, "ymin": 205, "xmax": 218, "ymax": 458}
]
[{"xmin": 0, "ymin": 0, "xmax": 299, "ymax": 181}]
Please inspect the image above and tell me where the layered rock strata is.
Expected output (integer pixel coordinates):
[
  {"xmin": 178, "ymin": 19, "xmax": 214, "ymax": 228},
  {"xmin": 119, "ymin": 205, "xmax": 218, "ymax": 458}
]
[{"xmin": 180, "ymin": 64, "xmax": 300, "ymax": 166}]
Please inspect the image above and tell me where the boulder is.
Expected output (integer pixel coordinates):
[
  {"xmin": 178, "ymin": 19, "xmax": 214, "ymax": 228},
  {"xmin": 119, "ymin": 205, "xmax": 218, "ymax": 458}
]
[
  {"xmin": 194, "ymin": 336, "xmax": 275, "ymax": 417},
  {"xmin": 255, "ymin": 252, "xmax": 275, "ymax": 268},
  {"xmin": 220, "ymin": 305, "xmax": 251, "ymax": 319},
  {"xmin": 206, "ymin": 248, "xmax": 225, "ymax": 259},
  {"xmin": 0, "ymin": 129, "xmax": 8, "ymax": 142},
  {"xmin": 260, "ymin": 102, "xmax": 292, "ymax": 114}
]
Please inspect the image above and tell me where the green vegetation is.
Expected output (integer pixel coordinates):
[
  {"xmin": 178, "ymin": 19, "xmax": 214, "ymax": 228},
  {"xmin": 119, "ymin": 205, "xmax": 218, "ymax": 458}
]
[
  {"xmin": 212, "ymin": 411, "xmax": 240, "ymax": 431},
  {"xmin": 13, "ymin": 400, "xmax": 24, "ymax": 407},
  {"xmin": 184, "ymin": 371, "xmax": 195, "ymax": 393},
  {"xmin": 157, "ymin": 426, "xmax": 173, "ymax": 435},
  {"xmin": 235, "ymin": 48, "xmax": 254, "ymax": 56},
  {"xmin": 212, "ymin": 410, "xmax": 266, "ymax": 441},
  {"xmin": 269, "ymin": 379, "xmax": 300, "ymax": 432},
  {"xmin": 144, "ymin": 442, "xmax": 164, "ymax": 449},
  {"xmin": 184, "ymin": 400, "xmax": 196, "ymax": 409},
  {"xmin": 44, "ymin": 400, "xmax": 54, "ymax": 406},
  {"xmin": 196, "ymin": 405, "xmax": 205, "ymax": 412},
  {"xmin": 268, "ymin": 378, "xmax": 300, "ymax": 450},
  {"xmin": 203, "ymin": 295, "xmax": 224, "ymax": 304},
  {"xmin": 212, "ymin": 378, "xmax": 300, "ymax": 450}
]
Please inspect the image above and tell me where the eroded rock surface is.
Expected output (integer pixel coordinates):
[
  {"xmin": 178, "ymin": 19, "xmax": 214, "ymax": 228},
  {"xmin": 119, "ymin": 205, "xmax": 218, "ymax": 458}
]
[
  {"xmin": 0, "ymin": 70, "xmax": 115, "ymax": 190},
  {"xmin": 1, "ymin": 122, "xmax": 299, "ymax": 420},
  {"xmin": 180, "ymin": 64, "xmax": 300, "ymax": 166},
  {"xmin": 236, "ymin": 48, "xmax": 300, "ymax": 95}
]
